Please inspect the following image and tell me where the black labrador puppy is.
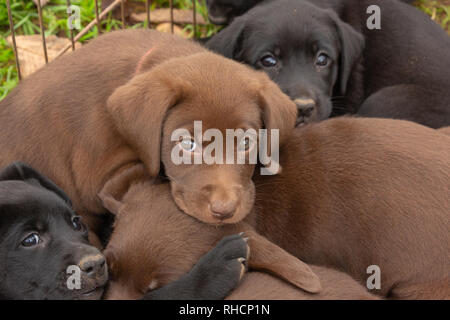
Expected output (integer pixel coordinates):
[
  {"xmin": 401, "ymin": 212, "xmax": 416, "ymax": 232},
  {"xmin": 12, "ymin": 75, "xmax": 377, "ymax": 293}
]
[
  {"xmin": 0, "ymin": 162, "xmax": 247, "ymax": 300},
  {"xmin": 206, "ymin": 0, "xmax": 450, "ymax": 128}
]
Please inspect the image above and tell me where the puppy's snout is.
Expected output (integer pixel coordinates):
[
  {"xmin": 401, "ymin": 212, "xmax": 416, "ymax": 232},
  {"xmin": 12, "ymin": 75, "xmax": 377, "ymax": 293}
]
[
  {"xmin": 210, "ymin": 199, "xmax": 238, "ymax": 220},
  {"xmin": 295, "ymin": 98, "xmax": 316, "ymax": 117},
  {"xmin": 294, "ymin": 98, "xmax": 317, "ymax": 126},
  {"xmin": 78, "ymin": 254, "xmax": 107, "ymax": 279},
  {"xmin": 205, "ymin": 185, "xmax": 241, "ymax": 221}
]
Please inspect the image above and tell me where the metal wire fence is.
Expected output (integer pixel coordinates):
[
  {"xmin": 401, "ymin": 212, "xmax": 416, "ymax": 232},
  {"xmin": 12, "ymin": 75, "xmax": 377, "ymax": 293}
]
[{"xmin": 5, "ymin": 0, "xmax": 200, "ymax": 81}]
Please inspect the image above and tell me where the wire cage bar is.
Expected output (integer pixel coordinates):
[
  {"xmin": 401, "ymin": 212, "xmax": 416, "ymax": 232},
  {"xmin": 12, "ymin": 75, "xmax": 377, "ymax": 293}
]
[{"xmin": 5, "ymin": 0, "xmax": 201, "ymax": 82}]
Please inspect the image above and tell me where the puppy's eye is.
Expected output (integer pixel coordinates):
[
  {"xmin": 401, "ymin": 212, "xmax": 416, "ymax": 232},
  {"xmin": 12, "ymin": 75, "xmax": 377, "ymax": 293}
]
[
  {"xmin": 22, "ymin": 233, "xmax": 41, "ymax": 247},
  {"xmin": 238, "ymin": 137, "xmax": 254, "ymax": 152},
  {"xmin": 316, "ymin": 53, "xmax": 330, "ymax": 67},
  {"xmin": 71, "ymin": 216, "xmax": 83, "ymax": 231},
  {"xmin": 180, "ymin": 138, "xmax": 197, "ymax": 152},
  {"xmin": 260, "ymin": 55, "xmax": 278, "ymax": 67}
]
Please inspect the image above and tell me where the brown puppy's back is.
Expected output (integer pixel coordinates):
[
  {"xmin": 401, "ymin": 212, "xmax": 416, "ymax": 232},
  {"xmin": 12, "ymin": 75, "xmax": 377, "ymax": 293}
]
[
  {"xmin": 228, "ymin": 269, "xmax": 378, "ymax": 300},
  {"xmin": 254, "ymin": 117, "xmax": 450, "ymax": 299}
]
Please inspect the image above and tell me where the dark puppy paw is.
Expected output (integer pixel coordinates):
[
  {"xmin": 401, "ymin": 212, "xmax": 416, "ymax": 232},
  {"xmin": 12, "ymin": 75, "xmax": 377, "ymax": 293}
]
[
  {"xmin": 189, "ymin": 233, "xmax": 249, "ymax": 299},
  {"xmin": 141, "ymin": 234, "xmax": 249, "ymax": 300}
]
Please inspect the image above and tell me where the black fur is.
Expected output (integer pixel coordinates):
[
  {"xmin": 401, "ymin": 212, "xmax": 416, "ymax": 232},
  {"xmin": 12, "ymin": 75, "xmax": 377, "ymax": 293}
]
[
  {"xmin": 206, "ymin": 0, "xmax": 265, "ymax": 25},
  {"xmin": 206, "ymin": 0, "xmax": 418, "ymax": 26},
  {"xmin": 0, "ymin": 162, "xmax": 107, "ymax": 300}
]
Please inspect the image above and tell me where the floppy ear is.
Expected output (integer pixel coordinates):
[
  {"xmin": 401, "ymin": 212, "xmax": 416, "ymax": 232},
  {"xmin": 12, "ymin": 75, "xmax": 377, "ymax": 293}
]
[
  {"xmin": 255, "ymin": 76, "xmax": 297, "ymax": 175},
  {"xmin": 328, "ymin": 10, "xmax": 364, "ymax": 95},
  {"xmin": 242, "ymin": 226, "xmax": 322, "ymax": 294},
  {"xmin": 97, "ymin": 163, "xmax": 148, "ymax": 215},
  {"xmin": 0, "ymin": 162, "xmax": 72, "ymax": 205},
  {"xmin": 206, "ymin": 16, "xmax": 247, "ymax": 59},
  {"xmin": 258, "ymin": 75, "xmax": 297, "ymax": 148},
  {"xmin": 106, "ymin": 69, "xmax": 185, "ymax": 178}
]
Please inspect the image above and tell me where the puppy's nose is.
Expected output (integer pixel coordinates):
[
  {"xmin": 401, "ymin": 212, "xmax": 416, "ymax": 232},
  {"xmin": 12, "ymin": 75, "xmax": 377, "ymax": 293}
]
[
  {"xmin": 78, "ymin": 254, "xmax": 107, "ymax": 279},
  {"xmin": 210, "ymin": 200, "xmax": 238, "ymax": 221},
  {"xmin": 295, "ymin": 98, "xmax": 316, "ymax": 117}
]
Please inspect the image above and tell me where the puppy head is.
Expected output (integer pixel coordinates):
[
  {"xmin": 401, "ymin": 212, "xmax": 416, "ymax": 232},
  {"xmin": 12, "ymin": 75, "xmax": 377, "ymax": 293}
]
[
  {"xmin": 107, "ymin": 52, "xmax": 296, "ymax": 225},
  {"xmin": 98, "ymin": 165, "xmax": 220, "ymax": 299},
  {"xmin": 207, "ymin": 0, "xmax": 364, "ymax": 125},
  {"xmin": 0, "ymin": 162, "xmax": 108, "ymax": 300},
  {"xmin": 206, "ymin": 0, "xmax": 262, "ymax": 25}
]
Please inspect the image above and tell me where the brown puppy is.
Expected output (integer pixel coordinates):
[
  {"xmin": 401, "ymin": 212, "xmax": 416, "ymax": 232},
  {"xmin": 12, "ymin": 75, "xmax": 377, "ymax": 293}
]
[
  {"xmin": 252, "ymin": 117, "xmax": 450, "ymax": 299},
  {"xmin": 98, "ymin": 168, "xmax": 375, "ymax": 300},
  {"xmin": 0, "ymin": 29, "xmax": 296, "ymax": 240}
]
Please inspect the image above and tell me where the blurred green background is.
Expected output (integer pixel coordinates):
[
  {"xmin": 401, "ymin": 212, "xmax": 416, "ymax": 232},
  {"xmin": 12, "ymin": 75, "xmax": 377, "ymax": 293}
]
[{"xmin": 0, "ymin": 0, "xmax": 449, "ymax": 100}]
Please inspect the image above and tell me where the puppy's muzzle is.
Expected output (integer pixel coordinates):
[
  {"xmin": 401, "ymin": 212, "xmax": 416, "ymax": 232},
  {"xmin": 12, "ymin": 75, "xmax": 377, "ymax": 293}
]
[
  {"xmin": 78, "ymin": 253, "xmax": 107, "ymax": 281},
  {"xmin": 210, "ymin": 199, "xmax": 238, "ymax": 220},
  {"xmin": 295, "ymin": 98, "xmax": 316, "ymax": 126}
]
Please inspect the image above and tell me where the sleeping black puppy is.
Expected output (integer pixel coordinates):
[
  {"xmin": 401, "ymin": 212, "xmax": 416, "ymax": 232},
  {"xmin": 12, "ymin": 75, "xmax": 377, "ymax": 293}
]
[
  {"xmin": 206, "ymin": 0, "xmax": 450, "ymax": 128},
  {"xmin": 0, "ymin": 162, "xmax": 247, "ymax": 300}
]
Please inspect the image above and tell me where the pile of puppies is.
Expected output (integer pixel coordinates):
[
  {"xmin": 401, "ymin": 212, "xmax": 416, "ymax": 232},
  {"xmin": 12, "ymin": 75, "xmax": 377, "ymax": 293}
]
[{"xmin": 0, "ymin": 0, "xmax": 449, "ymax": 300}]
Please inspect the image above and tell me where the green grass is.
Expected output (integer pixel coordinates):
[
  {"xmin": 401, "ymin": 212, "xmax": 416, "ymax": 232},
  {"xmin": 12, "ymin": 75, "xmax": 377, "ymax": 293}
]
[
  {"xmin": 0, "ymin": 36, "xmax": 17, "ymax": 100},
  {"xmin": 415, "ymin": 0, "xmax": 450, "ymax": 32},
  {"xmin": 0, "ymin": 0, "xmax": 449, "ymax": 100}
]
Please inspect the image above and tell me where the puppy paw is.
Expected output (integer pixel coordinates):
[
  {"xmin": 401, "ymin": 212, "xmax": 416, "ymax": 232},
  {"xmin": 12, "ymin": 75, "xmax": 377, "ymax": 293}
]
[{"xmin": 190, "ymin": 234, "xmax": 249, "ymax": 300}]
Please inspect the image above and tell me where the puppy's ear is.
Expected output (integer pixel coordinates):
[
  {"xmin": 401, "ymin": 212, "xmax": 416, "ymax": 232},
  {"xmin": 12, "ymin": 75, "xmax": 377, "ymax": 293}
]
[
  {"xmin": 107, "ymin": 69, "xmax": 186, "ymax": 178},
  {"xmin": 97, "ymin": 163, "xmax": 147, "ymax": 214},
  {"xmin": 255, "ymin": 75, "xmax": 297, "ymax": 175},
  {"xmin": 257, "ymin": 75, "xmax": 297, "ymax": 147},
  {"xmin": 206, "ymin": 16, "xmax": 247, "ymax": 59},
  {"xmin": 328, "ymin": 10, "xmax": 364, "ymax": 95},
  {"xmin": 243, "ymin": 226, "xmax": 322, "ymax": 294},
  {"xmin": 0, "ymin": 162, "xmax": 72, "ymax": 205}
]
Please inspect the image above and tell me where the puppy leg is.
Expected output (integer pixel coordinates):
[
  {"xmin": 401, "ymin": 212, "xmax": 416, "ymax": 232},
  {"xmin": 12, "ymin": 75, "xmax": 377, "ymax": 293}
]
[
  {"xmin": 142, "ymin": 234, "xmax": 249, "ymax": 300},
  {"xmin": 240, "ymin": 226, "xmax": 322, "ymax": 294},
  {"xmin": 357, "ymin": 84, "xmax": 450, "ymax": 129}
]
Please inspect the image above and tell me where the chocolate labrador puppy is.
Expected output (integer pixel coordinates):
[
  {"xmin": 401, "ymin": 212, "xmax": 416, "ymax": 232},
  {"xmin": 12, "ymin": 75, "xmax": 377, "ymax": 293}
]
[
  {"xmin": 252, "ymin": 118, "xmax": 450, "ymax": 299},
  {"xmin": 0, "ymin": 29, "xmax": 296, "ymax": 241},
  {"xmin": 206, "ymin": 0, "xmax": 450, "ymax": 128},
  {"xmin": 0, "ymin": 162, "xmax": 249, "ymax": 300},
  {"xmin": 98, "ymin": 170, "xmax": 375, "ymax": 300}
]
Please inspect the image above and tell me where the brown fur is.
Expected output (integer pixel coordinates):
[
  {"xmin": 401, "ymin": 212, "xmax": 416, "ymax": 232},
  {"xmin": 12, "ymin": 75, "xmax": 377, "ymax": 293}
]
[
  {"xmin": 99, "ymin": 170, "xmax": 375, "ymax": 300},
  {"xmin": 252, "ymin": 117, "xmax": 450, "ymax": 299},
  {"xmin": 228, "ymin": 270, "xmax": 378, "ymax": 300},
  {"xmin": 438, "ymin": 126, "xmax": 450, "ymax": 136},
  {"xmin": 0, "ymin": 29, "xmax": 297, "ymax": 241}
]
